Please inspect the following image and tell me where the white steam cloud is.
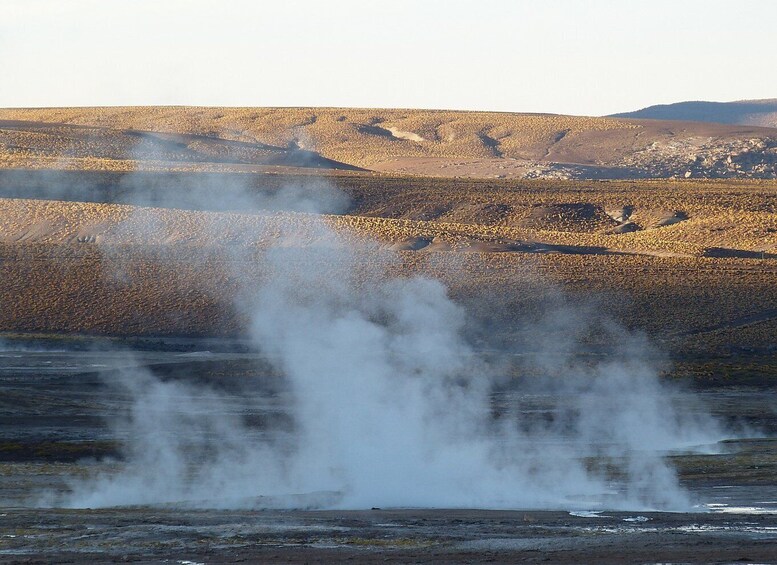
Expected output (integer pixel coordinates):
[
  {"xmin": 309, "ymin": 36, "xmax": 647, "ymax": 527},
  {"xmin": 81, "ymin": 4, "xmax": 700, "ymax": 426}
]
[{"xmin": 22, "ymin": 160, "xmax": 724, "ymax": 512}]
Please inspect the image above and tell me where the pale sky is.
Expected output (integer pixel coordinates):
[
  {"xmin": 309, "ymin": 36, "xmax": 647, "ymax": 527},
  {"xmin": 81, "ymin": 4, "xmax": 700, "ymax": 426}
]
[{"xmin": 1, "ymin": 0, "xmax": 775, "ymax": 116}]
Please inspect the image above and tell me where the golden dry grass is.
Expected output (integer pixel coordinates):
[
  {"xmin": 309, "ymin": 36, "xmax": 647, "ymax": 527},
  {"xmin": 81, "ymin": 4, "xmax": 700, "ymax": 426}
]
[
  {"xmin": 3, "ymin": 107, "xmax": 773, "ymax": 178},
  {"xmin": 0, "ymin": 195, "xmax": 775, "ymax": 356},
  {"xmin": 337, "ymin": 176, "xmax": 777, "ymax": 255},
  {"xmin": 0, "ymin": 107, "xmax": 633, "ymax": 166},
  {"xmin": 0, "ymin": 240, "xmax": 774, "ymax": 357},
  {"xmin": 0, "ymin": 104, "xmax": 774, "ymax": 358},
  {"xmin": 3, "ymin": 189, "xmax": 775, "ymax": 258}
]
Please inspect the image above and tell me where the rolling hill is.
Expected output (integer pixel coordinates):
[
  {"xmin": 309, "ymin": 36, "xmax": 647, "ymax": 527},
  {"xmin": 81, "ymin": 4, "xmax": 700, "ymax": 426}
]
[
  {"xmin": 0, "ymin": 107, "xmax": 776, "ymax": 360},
  {"xmin": 0, "ymin": 174, "xmax": 775, "ymax": 358},
  {"xmin": 1, "ymin": 107, "xmax": 776, "ymax": 179}
]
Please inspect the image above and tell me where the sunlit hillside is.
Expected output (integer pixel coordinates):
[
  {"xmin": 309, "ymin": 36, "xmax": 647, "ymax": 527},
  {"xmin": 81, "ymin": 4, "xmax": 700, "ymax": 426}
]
[{"xmin": 2, "ymin": 107, "xmax": 776, "ymax": 178}]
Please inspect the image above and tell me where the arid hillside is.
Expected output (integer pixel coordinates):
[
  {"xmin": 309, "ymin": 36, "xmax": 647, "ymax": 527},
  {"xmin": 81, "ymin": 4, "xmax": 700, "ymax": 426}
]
[
  {"xmin": 1, "ymin": 192, "xmax": 775, "ymax": 359},
  {"xmin": 2, "ymin": 107, "xmax": 776, "ymax": 179},
  {"xmin": 2, "ymin": 177, "xmax": 775, "ymax": 258},
  {"xmin": 0, "ymin": 108, "xmax": 775, "ymax": 361},
  {"xmin": 0, "ymin": 116, "xmax": 361, "ymax": 173}
]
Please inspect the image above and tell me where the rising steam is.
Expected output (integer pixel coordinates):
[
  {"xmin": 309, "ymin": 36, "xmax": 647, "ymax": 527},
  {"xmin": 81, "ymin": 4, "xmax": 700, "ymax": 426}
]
[{"xmin": 49, "ymin": 175, "xmax": 724, "ymax": 512}]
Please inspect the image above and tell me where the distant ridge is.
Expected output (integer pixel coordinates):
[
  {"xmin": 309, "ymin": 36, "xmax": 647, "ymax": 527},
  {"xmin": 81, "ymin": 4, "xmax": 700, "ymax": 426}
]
[
  {"xmin": 1, "ymin": 107, "xmax": 776, "ymax": 179},
  {"xmin": 610, "ymin": 99, "xmax": 777, "ymax": 128}
]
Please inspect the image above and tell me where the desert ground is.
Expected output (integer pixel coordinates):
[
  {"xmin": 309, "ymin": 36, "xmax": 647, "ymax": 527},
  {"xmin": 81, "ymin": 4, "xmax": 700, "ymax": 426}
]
[{"xmin": 0, "ymin": 107, "xmax": 776, "ymax": 563}]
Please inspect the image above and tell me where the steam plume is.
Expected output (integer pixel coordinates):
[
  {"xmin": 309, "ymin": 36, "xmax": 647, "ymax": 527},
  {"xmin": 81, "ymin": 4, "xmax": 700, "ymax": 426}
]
[{"xmin": 56, "ymin": 189, "xmax": 723, "ymax": 511}]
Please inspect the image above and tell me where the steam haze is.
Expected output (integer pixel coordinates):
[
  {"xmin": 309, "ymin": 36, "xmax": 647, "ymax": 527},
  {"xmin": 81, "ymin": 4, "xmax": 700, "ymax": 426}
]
[{"xmin": 46, "ymin": 174, "xmax": 726, "ymax": 512}]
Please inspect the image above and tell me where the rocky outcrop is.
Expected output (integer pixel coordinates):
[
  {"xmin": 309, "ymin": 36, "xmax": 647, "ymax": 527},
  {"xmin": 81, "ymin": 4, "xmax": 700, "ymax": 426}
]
[{"xmin": 623, "ymin": 136, "xmax": 777, "ymax": 179}]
